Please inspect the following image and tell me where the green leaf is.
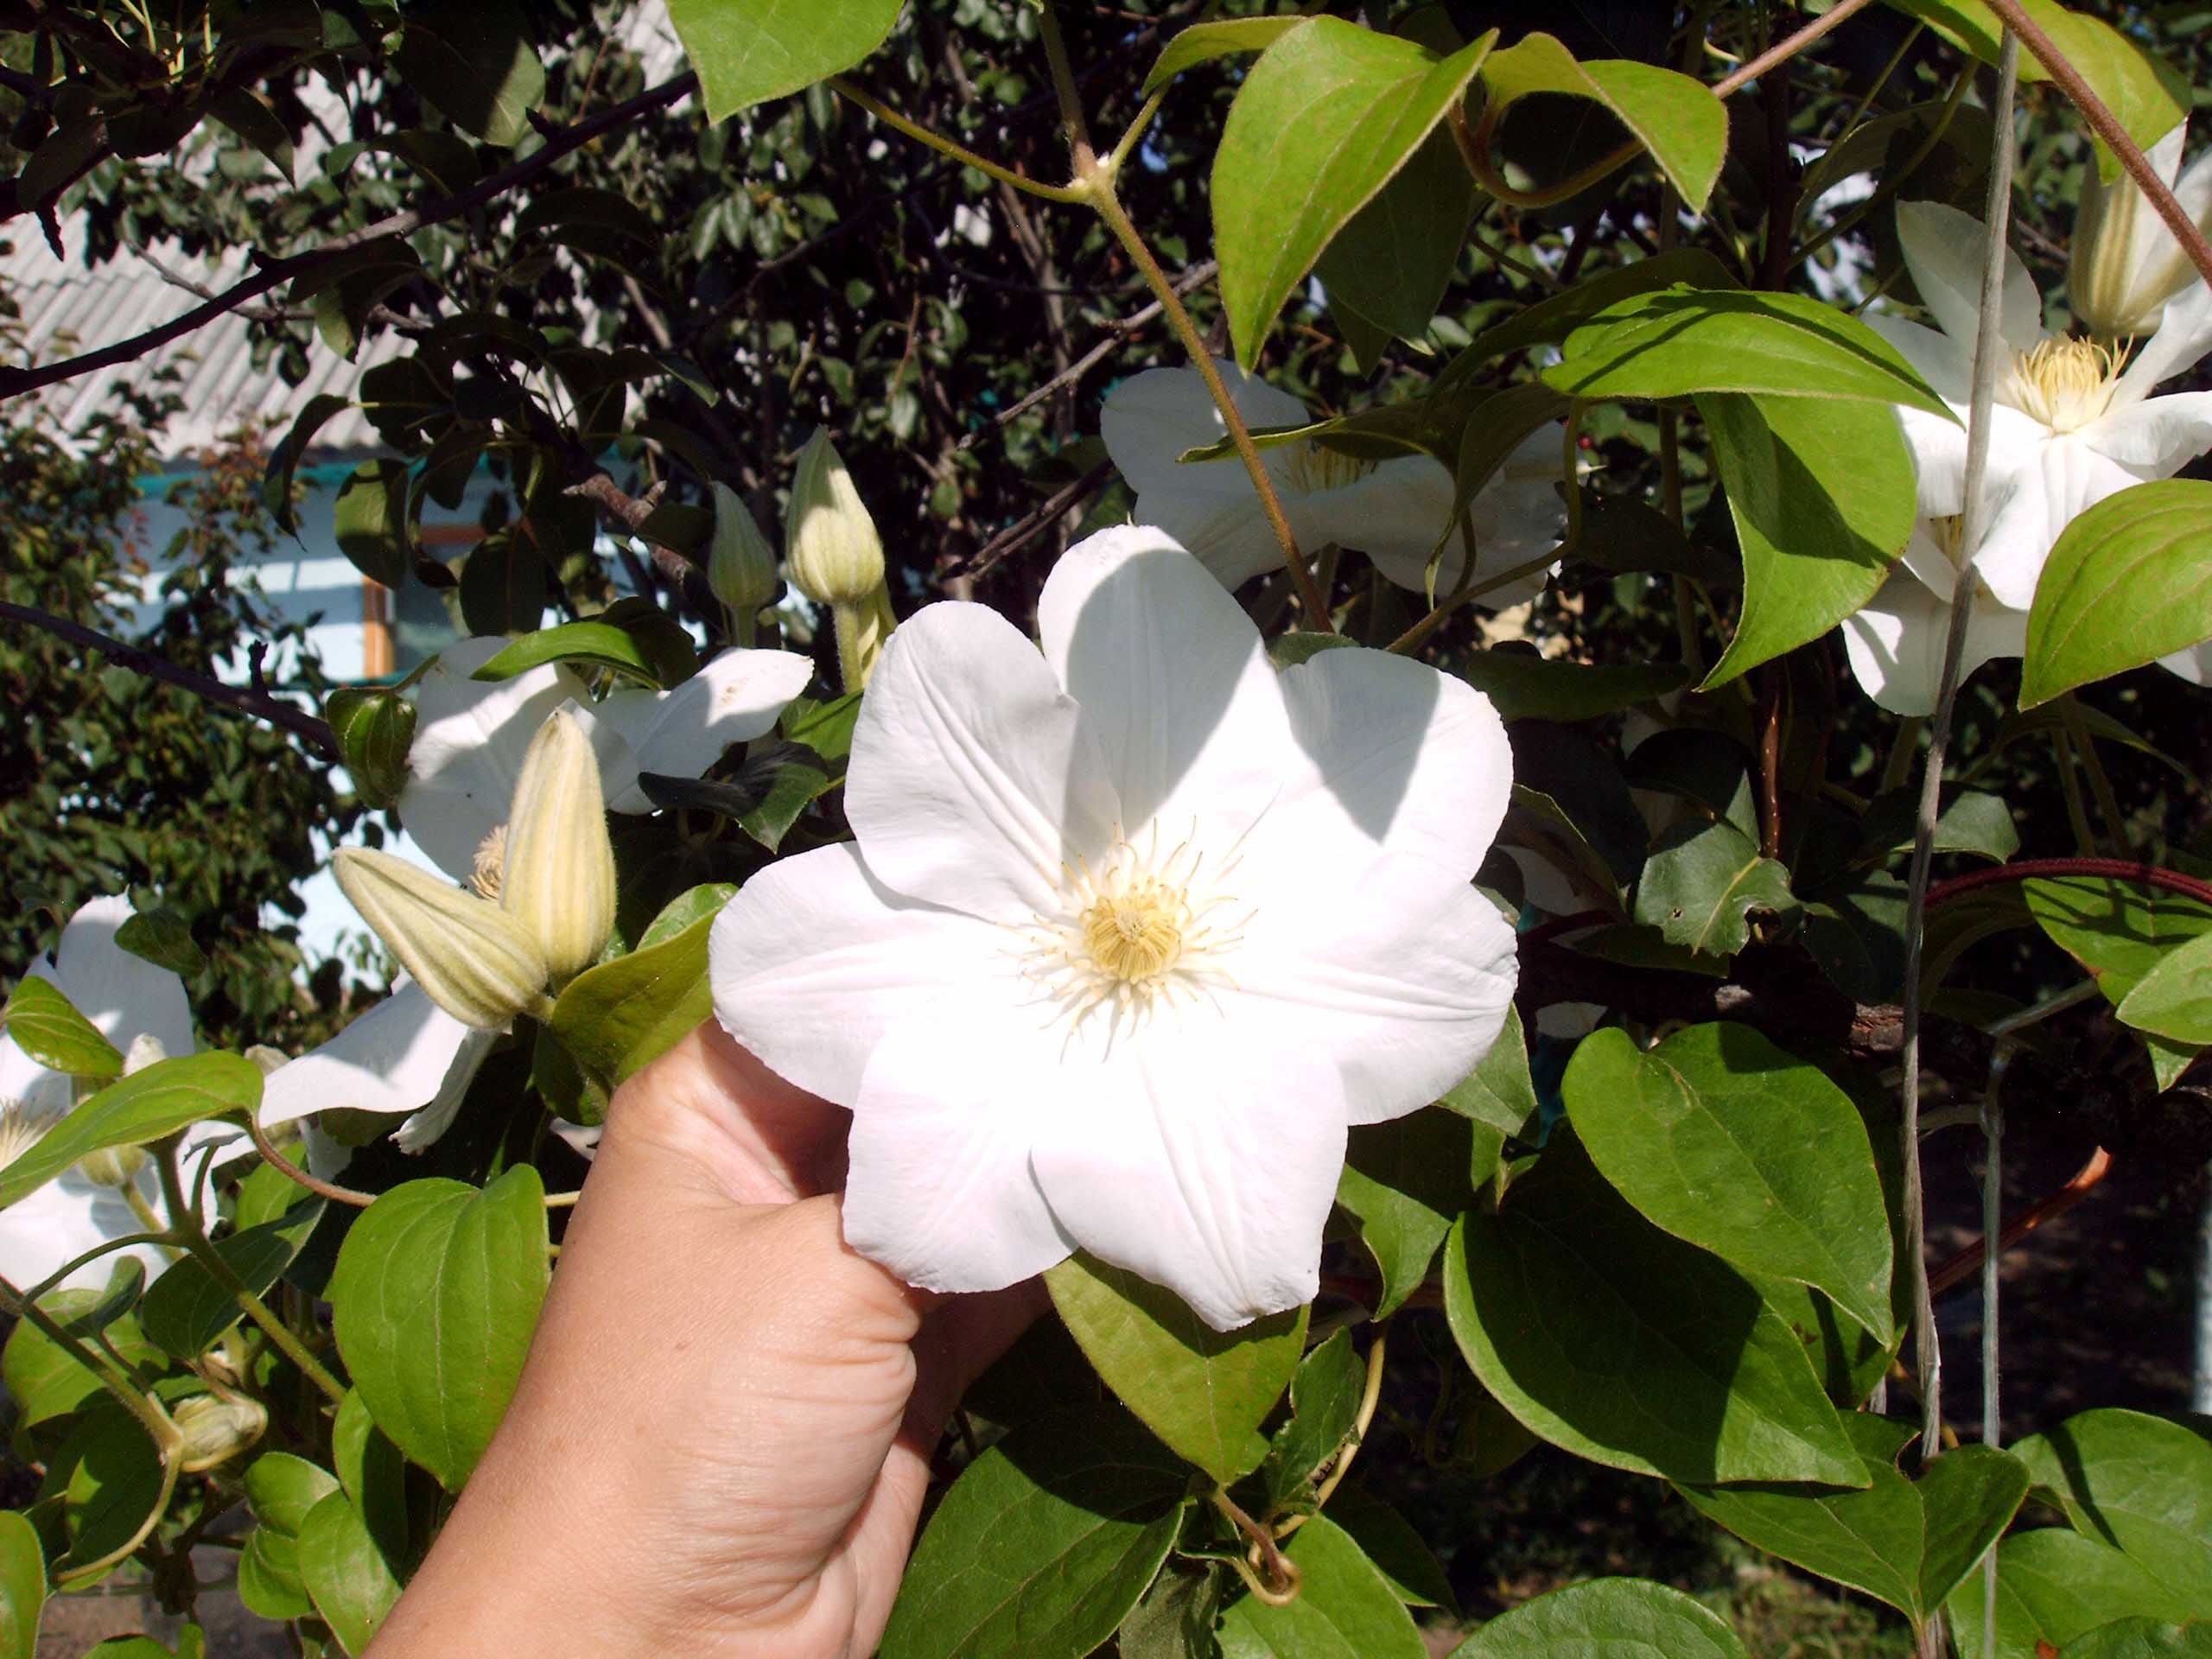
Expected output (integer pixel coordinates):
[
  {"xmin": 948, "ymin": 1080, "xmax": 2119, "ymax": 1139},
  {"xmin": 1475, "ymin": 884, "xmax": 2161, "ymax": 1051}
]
[
  {"xmin": 780, "ymin": 690, "xmax": 861, "ymax": 762},
  {"xmin": 1313, "ymin": 130, "xmax": 1476, "ymax": 343},
  {"xmin": 1217, "ymin": 1515, "xmax": 1427, "ymax": 1659},
  {"xmin": 81, "ymin": 1635, "xmax": 206, "ymax": 1659},
  {"xmin": 2115, "ymin": 930, "xmax": 2212, "ymax": 1046},
  {"xmin": 264, "ymin": 393, "xmax": 353, "ymax": 532},
  {"xmin": 548, "ymin": 889, "xmax": 729, "ymax": 1122},
  {"xmin": 671, "ymin": 0, "xmax": 903, "ymax": 119},
  {"xmin": 140, "ymin": 1191, "xmax": 323, "ymax": 1361},
  {"xmin": 2024, "ymin": 877, "xmax": 2212, "ymax": 1009},
  {"xmin": 1143, "ymin": 17, "xmax": 1305, "ymax": 94},
  {"xmin": 296, "ymin": 1490, "xmax": 400, "ymax": 1656},
  {"xmin": 1856, "ymin": 788, "xmax": 2021, "ymax": 868},
  {"xmin": 238, "ymin": 1453, "xmax": 340, "ymax": 1622},
  {"xmin": 325, "ymin": 688, "xmax": 417, "ymax": 813},
  {"xmin": 2021, "ymin": 481, "xmax": 2212, "ymax": 706},
  {"xmin": 1478, "ymin": 33, "xmax": 1727, "ymax": 208},
  {"xmin": 1679, "ymin": 1415, "xmax": 2026, "ymax": 1624},
  {"xmin": 879, "ymin": 1407, "xmax": 1189, "ymax": 1659},
  {"xmin": 334, "ymin": 460, "xmax": 410, "ymax": 588},
  {"xmin": 1634, "ymin": 818, "xmax": 1797, "ymax": 957},
  {"xmin": 1449, "ymin": 1575, "xmax": 1751, "ymax": 1657},
  {"xmin": 1803, "ymin": 874, "xmax": 1911, "ymax": 1005},
  {"xmin": 1695, "ymin": 392, "xmax": 1917, "ymax": 688},
  {"xmin": 113, "ymin": 907, "xmax": 206, "ymax": 982},
  {"xmin": 1458, "ymin": 652, "xmax": 1687, "ymax": 724},
  {"xmin": 391, "ymin": 0, "xmax": 544, "ymax": 147},
  {"xmin": 0, "ymin": 975, "xmax": 122, "ymax": 1078},
  {"xmin": 3, "ymin": 1294, "xmax": 164, "ymax": 1442},
  {"xmin": 2062, "ymin": 1620, "xmax": 2212, "ymax": 1658},
  {"xmin": 1948, "ymin": 1528, "xmax": 2201, "ymax": 1659},
  {"xmin": 1438, "ymin": 1004, "xmax": 1539, "ymax": 1140},
  {"xmin": 327, "ymin": 1166, "xmax": 551, "ymax": 1491},
  {"xmin": 1439, "ymin": 249, "xmax": 1740, "ymax": 388},
  {"xmin": 1442, "ymin": 1133, "xmax": 1863, "ymax": 1485},
  {"xmin": 471, "ymin": 606, "xmax": 696, "ymax": 690},
  {"xmin": 1337, "ymin": 1109, "xmax": 1496, "ymax": 1318},
  {"xmin": 333, "ymin": 1391, "xmax": 410, "ymax": 1567},
  {"xmin": 0, "ymin": 1510, "xmax": 44, "ymax": 1659},
  {"xmin": 1046, "ymin": 1253, "xmax": 1305, "ymax": 1484},
  {"xmin": 1212, "ymin": 19, "xmax": 1495, "ymax": 368},
  {"xmin": 41, "ymin": 1397, "xmax": 167, "ymax": 1573},
  {"xmin": 1564, "ymin": 1024, "xmax": 1895, "ymax": 1342},
  {"xmin": 2008, "ymin": 1409, "xmax": 2212, "ymax": 1612},
  {"xmin": 1549, "ymin": 288, "xmax": 1953, "ymax": 414},
  {"xmin": 1262, "ymin": 1330, "xmax": 1365, "ymax": 1511},
  {"xmin": 0, "ymin": 1053, "xmax": 258, "ymax": 1210},
  {"xmin": 1324, "ymin": 1488, "xmax": 1457, "ymax": 1612},
  {"xmin": 1118, "ymin": 1562, "xmax": 1226, "ymax": 1659}
]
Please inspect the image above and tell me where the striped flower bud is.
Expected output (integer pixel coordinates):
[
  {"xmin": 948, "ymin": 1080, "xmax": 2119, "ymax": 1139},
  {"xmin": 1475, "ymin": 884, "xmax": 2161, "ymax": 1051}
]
[
  {"xmin": 499, "ymin": 709, "xmax": 616, "ymax": 985},
  {"xmin": 709, "ymin": 483, "xmax": 780, "ymax": 614},
  {"xmin": 175, "ymin": 1393, "xmax": 269, "ymax": 1472},
  {"xmin": 334, "ymin": 849, "xmax": 548, "ymax": 1029},
  {"xmin": 785, "ymin": 429, "xmax": 886, "ymax": 607}
]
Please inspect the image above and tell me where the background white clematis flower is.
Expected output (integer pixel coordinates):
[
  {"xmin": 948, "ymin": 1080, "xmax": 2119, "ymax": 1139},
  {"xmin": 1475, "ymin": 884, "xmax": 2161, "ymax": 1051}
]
[
  {"xmin": 710, "ymin": 525, "xmax": 1519, "ymax": 1331},
  {"xmin": 2069, "ymin": 123, "xmax": 2212, "ymax": 340},
  {"xmin": 0, "ymin": 896, "xmax": 233, "ymax": 1292},
  {"xmin": 257, "ymin": 982, "xmax": 496, "ymax": 1154},
  {"xmin": 398, "ymin": 637, "xmax": 813, "ymax": 879},
  {"xmin": 1838, "ymin": 514, "xmax": 2031, "ymax": 715},
  {"xmin": 1101, "ymin": 363, "xmax": 1563, "ymax": 604},
  {"xmin": 1864, "ymin": 200, "xmax": 2212, "ymax": 621}
]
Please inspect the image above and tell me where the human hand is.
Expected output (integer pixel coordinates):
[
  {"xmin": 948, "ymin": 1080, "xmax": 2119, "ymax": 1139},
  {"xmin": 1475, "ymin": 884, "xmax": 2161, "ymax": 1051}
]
[{"xmin": 366, "ymin": 1023, "xmax": 1043, "ymax": 1659}]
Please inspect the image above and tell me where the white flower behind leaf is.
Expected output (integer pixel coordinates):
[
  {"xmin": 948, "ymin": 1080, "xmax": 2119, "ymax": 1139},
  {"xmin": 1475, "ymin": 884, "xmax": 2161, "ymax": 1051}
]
[
  {"xmin": 710, "ymin": 526, "xmax": 1519, "ymax": 1331},
  {"xmin": 1101, "ymin": 363, "xmax": 1562, "ymax": 604},
  {"xmin": 0, "ymin": 895, "xmax": 194, "ymax": 1120},
  {"xmin": 258, "ymin": 982, "xmax": 495, "ymax": 1154},
  {"xmin": 398, "ymin": 638, "xmax": 812, "ymax": 878},
  {"xmin": 1839, "ymin": 515, "xmax": 2032, "ymax": 715}
]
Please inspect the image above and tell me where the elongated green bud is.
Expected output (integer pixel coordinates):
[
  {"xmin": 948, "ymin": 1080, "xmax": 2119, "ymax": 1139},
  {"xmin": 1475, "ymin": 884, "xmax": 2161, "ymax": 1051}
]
[
  {"xmin": 333, "ymin": 849, "xmax": 547, "ymax": 1029},
  {"xmin": 175, "ymin": 1393, "xmax": 269, "ymax": 1472},
  {"xmin": 709, "ymin": 483, "xmax": 780, "ymax": 613},
  {"xmin": 785, "ymin": 429, "xmax": 886, "ymax": 607},
  {"xmin": 500, "ymin": 709, "xmax": 616, "ymax": 984}
]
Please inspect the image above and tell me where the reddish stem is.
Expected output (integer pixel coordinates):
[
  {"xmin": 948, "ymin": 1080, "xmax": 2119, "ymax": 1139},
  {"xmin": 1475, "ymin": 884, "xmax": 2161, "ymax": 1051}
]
[
  {"xmin": 1929, "ymin": 1147, "xmax": 2113, "ymax": 1297},
  {"xmin": 1927, "ymin": 857, "xmax": 2212, "ymax": 912}
]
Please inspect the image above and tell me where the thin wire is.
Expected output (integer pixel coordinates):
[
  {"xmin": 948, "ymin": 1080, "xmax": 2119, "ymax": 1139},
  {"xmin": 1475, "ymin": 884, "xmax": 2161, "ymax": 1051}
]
[{"xmin": 1979, "ymin": 1044, "xmax": 2009, "ymax": 1659}]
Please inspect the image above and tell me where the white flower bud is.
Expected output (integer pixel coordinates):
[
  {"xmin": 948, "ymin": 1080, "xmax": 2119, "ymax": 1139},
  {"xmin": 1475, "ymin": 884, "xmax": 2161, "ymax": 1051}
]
[
  {"xmin": 175, "ymin": 1393, "xmax": 269, "ymax": 1472},
  {"xmin": 121, "ymin": 1033, "xmax": 167, "ymax": 1076},
  {"xmin": 785, "ymin": 429, "xmax": 886, "ymax": 607},
  {"xmin": 75, "ymin": 1144, "xmax": 148, "ymax": 1187},
  {"xmin": 709, "ymin": 483, "xmax": 780, "ymax": 614},
  {"xmin": 2070, "ymin": 125, "xmax": 2212, "ymax": 339},
  {"xmin": 333, "ymin": 849, "xmax": 548, "ymax": 1029},
  {"xmin": 499, "ymin": 709, "xmax": 616, "ymax": 986}
]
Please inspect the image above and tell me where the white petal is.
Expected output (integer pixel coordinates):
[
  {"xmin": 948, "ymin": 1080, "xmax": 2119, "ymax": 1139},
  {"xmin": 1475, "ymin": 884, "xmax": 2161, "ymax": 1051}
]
[
  {"xmin": 583, "ymin": 649, "xmax": 815, "ymax": 814},
  {"xmin": 2158, "ymin": 639, "xmax": 2212, "ymax": 683},
  {"xmin": 547, "ymin": 1118, "xmax": 602, "ymax": 1162},
  {"xmin": 1896, "ymin": 200, "xmax": 2045, "ymax": 354},
  {"xmin": 0, "ymin": 1035, "xmax": 67, "ymax": 1120},
  {"xmin": 844, "ymin": 599, "xmax": 1120, "ymax": 919},
  {"xmin": 1100, "ymin": 364, "xmax": 1312, "ymax": 497},
  {"xmin": 2083, "ymin": 391, "xmax": 2212, "ymax": 474},
  {"xmin": 1300, "ymin": 454, "xmax": 1460, "ymax": 577},
  {"xmin": 1259, "ymin": 646, "xmax": 1515, "ymax": 883},
  {"xmin": 1037, "ymin": 525, "xmax": 1296, "ymax": 839},
  {"xmin": 1897, "ymin": 520, "xmax": 1961, "ymax": 601},
  {"xmin": 2117, "ymin": 277, "xmax": 2212, "ymax": 404},
  {"xmin": 1031, "ymin": 1020, "xmax": 1346, "ymax": 1331},
  {"xmin": 259, "ymin": 983, "xmax": 483, "ymax": 1128},
  {"xmin": 1230, "ymin": 854, "xmax": 1519, "ymax": 1125},
  {"xmin": 1897, "ymin": 404, "xmax": 1970, "ymax": 519},
  {"xmin": 391, "ymin": 1031, "xmax": 494, "ymax": 1154},
  {"xmin": 0, "ymin": 1178, "xmax": 151, "ymax": 1294},
  {"xmin": 842, "ymin": 1016, "xmax": 1075, "ymax": 1294},
  {"xmin": 399, "ymin": 638, "xmax": 588, "ymax": 880},
  {"xmin": 709, "ymin": 841, "xmax": 1015, "ymax": 1106},
  {"xmin": 1972, "ymin": 435, "xmax": 2147, "ymax": 608},
  {"xmin": 1840, "ymin": 575, "xmax": 2027, "ymax": 716},
  {"xmin": 1127, "ymin": 481, "xmax": 1301, "ymax": 590},
  {"xmin": 1861, "ymin": 312, "xmax": 1975, "ymax": 407},
  {"xmin": 51, "ymin": 895, "xmax": 194, "ymax": 1062}
]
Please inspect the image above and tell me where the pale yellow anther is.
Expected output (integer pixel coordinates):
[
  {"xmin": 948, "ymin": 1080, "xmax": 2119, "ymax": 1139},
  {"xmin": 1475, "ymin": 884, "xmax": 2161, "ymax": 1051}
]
[{"xmin": 2005, "ymin": 336, "xmax": 2127, "ymax": 433}]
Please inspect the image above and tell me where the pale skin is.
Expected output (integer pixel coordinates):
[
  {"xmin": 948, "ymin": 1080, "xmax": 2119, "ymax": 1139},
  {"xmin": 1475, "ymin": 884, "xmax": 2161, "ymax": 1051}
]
[{"xmin": 367, "ymin": 1024, "xmax": 1042, "ymax": 1659}]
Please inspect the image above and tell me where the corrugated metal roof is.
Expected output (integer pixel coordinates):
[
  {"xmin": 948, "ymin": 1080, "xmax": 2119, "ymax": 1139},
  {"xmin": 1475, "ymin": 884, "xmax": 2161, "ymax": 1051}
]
[{"xmin": 0, "ymin": 2, "xmax": 689, "ymax": 461}]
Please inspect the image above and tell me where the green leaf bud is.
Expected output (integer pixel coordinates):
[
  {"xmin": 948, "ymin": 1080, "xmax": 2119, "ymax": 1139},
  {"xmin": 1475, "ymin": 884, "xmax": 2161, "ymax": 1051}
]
[
  {"xmin": 75, "ymin": 1144, "xmax": 149, "ymax": 1187},
  {"xmin": 174, "ymin": 1393, "xmax": 269, "ymax": 1472},
  {"xmin": 709, "ymin": 482, "xmax": 781, "ymax": 614},
  {"xmin": 499, "ymin": 709, "xmax": 616, "ymax": 985},
  {"xmin": 333, "ymin": 849, "xmax": 549, "ymax": 1029},
  {"xmin": 326, "ymin": 686, "xmax": 418, "ymax": 811},
  {"xmin": 785, "ymin": 428, "xmax": 886, "ymax": 607}
]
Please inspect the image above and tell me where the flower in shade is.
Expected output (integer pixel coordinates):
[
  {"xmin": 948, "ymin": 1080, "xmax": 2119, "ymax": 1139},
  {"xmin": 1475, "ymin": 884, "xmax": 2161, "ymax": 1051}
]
[
  {"xmin": 1863, "ymin": 200, "xmax": 2212, "ymax": 622},
  {"xmin": 397, "ymin": 636, "xmax": 812, "ymax": 880},
  {"xmin": 710, "ymin": 526, "xmax": 1518, "ymax": 1330},
  {"xmin": 1100, "ymin": 363, "xmax": 1562, "ymax": 604}
]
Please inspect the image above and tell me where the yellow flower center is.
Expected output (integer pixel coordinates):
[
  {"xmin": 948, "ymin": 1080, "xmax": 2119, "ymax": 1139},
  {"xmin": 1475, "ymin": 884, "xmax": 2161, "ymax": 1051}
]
[
  {"xmin": 1014, "ymin": 824, "xmax": 1250, "ymax": 1043},
  {"xmin": 2004, "ymin": 336, "xmax": 2126, "ymax": 434},
  {"xmin": 469, "ymin": 823, "xmax": 507, "ymax": 902},
  {"xmin": 1284, "ymin": 442, "xmax": 1377, "ymax": 496}
]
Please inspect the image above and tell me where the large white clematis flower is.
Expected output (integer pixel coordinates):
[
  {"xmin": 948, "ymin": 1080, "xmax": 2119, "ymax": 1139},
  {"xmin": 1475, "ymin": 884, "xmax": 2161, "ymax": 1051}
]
[
  {"xmin": 2069, "ymin": 124, "xmax": 2212, "ymax": 340},
  {"xmin": 1101, "ymin": 364, "xmax": 1563, "ymax": 605},
  {"xmin": 0, "ymin": 897, "xmax": 232, "ymax": 1293},
  {"xmin": 1866, "ymin": 200, "xmax": 2212, "ymax": 619},
  {"xmin": 258, "ymin": 982, "xmax": 497, "ymax": 1154},
  {"xmin": 710, "ymin": 526, "xmax": 1519, "ymax": 1331},
  {"xmin": 1838, "ymin": 515, "xmax": 2032, "ymax": 715},
  {"xmin": 398, "ymin": 637, "xmax": 813, "ymax": 880}
]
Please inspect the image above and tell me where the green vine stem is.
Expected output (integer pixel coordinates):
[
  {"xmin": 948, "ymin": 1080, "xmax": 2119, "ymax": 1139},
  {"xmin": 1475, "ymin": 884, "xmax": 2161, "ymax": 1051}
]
[
  {"xmin": 2057, "ymin": 694, "xmax": 2130, "ymax": 854},
  {"xmin": 156, "ymin": 1136, "xmax": 349, "ymax": 1407},
  {"xmin": 0, "ymin": 1272, "xmax": 181, "ymax": 1459},
  {"xmin": 21, "ymin": 1230, "xmax": 173, "ymax": 1306}
]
